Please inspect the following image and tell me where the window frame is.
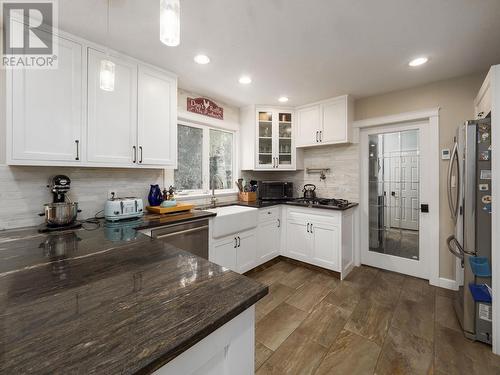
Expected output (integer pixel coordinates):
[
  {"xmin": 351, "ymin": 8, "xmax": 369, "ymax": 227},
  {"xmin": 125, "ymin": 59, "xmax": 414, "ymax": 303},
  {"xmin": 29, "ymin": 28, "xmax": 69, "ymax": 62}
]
[{"xmin": 175, "ymin": 119, "xmax": 238, "ymax": 197}]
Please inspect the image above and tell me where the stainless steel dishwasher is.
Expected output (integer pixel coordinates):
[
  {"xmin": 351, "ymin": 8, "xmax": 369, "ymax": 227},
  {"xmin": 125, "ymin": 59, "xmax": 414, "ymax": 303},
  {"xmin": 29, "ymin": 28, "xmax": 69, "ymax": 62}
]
[{"xmin": 150, "ymin": 219, "xmax": 209, "ymax": 259}]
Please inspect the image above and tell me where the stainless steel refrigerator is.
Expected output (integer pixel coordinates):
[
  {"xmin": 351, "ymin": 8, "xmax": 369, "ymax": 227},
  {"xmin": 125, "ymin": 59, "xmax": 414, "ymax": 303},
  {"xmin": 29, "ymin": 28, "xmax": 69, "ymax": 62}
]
[{"xmin": 447, "ymin": 117, "xmax": 492, "ymax": 344}]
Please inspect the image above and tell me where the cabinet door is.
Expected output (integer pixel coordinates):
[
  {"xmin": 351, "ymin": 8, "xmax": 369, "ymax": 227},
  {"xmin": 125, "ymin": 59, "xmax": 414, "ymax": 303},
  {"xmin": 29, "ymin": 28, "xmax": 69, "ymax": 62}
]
[
  {"xmin": 276, "ymin": 111, "xmax": 294, "ymax": 169},
  {"xmin": 310, "ymin": 221, "xmax": 340, "ymax": 271},
  {"xmin": 10, "ymin": 34, "xmax": 83, "ymax": 162},
  {"xmin": 213, "ymin": 237, "xmax": 238, "ymax": 271},
  {"xmin": 286, "ymin": 216, "xmax": 311, "ymax": 261},
  {"xmin": 137, "ymin": 66, "xmax": 177, "ymax": 166},
  {"xmin": 237, "ymin": 230, "xmax": 257, "ymax": 273},
  {"xmin": 257, "ymin": 219, "xmax": 280, "ymax": 264},
  {"xmin": 320, "ymin": 97, "xmax": 347, "ymax": 143},
  {"xmin": 87, "ymin": 48, "xmax": 137, "ymax": 165},
  {"xmin": 296, "ymin": 106, "xmax": 320, "ymax": 147},
  {"xmin": 256, "ymin": 110, "xmax": 274, "ymax": 169}
]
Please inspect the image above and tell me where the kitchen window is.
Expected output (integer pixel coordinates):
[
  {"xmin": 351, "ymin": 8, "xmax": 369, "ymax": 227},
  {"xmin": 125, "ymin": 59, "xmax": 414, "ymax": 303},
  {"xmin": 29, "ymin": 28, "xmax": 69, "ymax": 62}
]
[{"xmin": 175, "ymin": 122, "xmax": 236, "ymax": 195}]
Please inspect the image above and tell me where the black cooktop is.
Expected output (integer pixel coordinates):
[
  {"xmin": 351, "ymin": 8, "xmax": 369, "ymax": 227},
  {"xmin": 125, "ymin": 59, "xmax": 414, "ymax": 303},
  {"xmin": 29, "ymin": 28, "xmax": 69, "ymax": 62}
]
[{"xmin": 292, "ymin": 197, "xmax": 352, "ymax": 209}]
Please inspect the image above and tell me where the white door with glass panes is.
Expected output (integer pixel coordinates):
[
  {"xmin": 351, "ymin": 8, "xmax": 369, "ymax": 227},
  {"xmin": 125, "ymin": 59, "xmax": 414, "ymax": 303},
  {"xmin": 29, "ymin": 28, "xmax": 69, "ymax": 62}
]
[
  {"xmin": 256, "ymin": 109, "xmax": 294, "ymax": 169},
  {"xmin": 87, "ymin": 48, "xmax": 137, "ymax": 165},
  {"xmin": 10, "ymin": 33, "xmax": 83, "ymax": 163},
  {"xmin": 361, "ymin": 122, "xmax": 437, "ymax": 279}
]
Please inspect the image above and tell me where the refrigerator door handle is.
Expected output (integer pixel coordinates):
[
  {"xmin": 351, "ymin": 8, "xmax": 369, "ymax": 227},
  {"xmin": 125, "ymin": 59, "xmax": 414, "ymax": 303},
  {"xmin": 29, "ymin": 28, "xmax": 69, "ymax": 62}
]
[
  {"xmin": 446, "ymin": 235, "xmax": 464, "ymax": 260},
  {"xmin": 447, "ymin": 142, "xmax": 460, "ymax": 223}
]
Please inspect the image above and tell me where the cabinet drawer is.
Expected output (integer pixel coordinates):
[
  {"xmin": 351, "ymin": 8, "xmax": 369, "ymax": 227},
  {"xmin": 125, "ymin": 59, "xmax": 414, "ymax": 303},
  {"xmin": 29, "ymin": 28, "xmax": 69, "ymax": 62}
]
[
  {"xmin": 287, "ymin": 207, "xmax": 340, "ymax": 225},
  {"xmin": 259, "ymin": 207, "xmax": 280, "ymax": 222}
]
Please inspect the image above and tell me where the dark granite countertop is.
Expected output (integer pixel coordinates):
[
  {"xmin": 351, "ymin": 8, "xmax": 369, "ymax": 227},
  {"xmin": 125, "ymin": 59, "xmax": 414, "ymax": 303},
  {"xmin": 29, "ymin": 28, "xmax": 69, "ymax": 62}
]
[
  {"xmin": 196, "ymin": 199, "xmax": 359, "ymax": 211},
  {"xmin": 0, "ymin": 223, "xmax": 267, "ymax": 374}
]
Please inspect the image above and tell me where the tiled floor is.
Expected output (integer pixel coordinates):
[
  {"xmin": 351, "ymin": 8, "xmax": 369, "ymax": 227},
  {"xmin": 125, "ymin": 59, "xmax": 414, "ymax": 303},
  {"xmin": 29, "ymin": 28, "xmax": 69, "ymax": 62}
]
[{"xmin": 247, "ymin": 260, "xmax": 500, "ymax": 375}]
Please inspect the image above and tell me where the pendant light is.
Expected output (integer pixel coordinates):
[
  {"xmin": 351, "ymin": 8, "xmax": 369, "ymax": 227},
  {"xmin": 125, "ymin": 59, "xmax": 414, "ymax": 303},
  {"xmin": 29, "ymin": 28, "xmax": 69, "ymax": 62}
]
[
  {"xmin": 160, "ymin": 0, "xmax": 180, "ymax": 47},
  {"xmin": 100, "ymin": 0, "xmax": 115, "ymax": 91}
]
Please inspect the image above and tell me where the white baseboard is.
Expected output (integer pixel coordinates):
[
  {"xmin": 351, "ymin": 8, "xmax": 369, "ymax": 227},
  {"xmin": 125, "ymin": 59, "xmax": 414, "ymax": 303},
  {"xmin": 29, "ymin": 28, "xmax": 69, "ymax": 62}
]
[{"xmin": 431, "ymin": 277, "xmax": 459, "ymax": 291}]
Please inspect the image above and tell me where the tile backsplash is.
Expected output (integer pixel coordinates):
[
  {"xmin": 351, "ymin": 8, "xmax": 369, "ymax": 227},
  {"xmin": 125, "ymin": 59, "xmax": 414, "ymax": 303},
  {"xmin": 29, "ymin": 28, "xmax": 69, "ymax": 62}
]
[
  {"xmin": 242, "ymin": 143, "xmax": 360, "ymax": 201},
  {"xmin": 0, "ymin": 165, "xmax": 165, "ymax": 230}
]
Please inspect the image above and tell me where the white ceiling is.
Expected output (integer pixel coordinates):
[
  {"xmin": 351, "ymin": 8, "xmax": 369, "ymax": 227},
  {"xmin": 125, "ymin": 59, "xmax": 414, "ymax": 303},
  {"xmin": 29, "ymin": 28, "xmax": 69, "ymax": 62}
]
[{"xmin": 59, "ymin": 0, "xmax": 500, "ymax": 107}]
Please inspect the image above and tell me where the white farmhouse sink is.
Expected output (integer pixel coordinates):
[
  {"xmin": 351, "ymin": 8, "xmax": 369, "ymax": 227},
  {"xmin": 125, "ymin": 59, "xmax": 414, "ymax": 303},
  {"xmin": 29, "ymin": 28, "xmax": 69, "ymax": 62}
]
[{"xmin": 206, "ymin": 205, "xmax": 258, "ymax": 239}]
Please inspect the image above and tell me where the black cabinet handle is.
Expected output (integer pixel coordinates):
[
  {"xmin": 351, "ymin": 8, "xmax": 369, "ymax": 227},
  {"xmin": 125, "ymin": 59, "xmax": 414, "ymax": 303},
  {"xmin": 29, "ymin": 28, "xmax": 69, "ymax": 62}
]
[
  {"xmin": 316, "ymin": 131, "xmax": 319, "ymax": 142},
  {"xmin": 132, "ymin": 146, "xmax": 137, "ymax": 163},
  {"xmin": 237, "ymin": 236, "xmax": 241, "ymax": 247},
  {"xmin": 139, "ymin": 146, "xmax": 143, "ymax": 163},
  {"xmin": 310, "ymin": 223, "xmax": 313, "ymax": 233},
  {"xmin": 307, "ymin": 223, "xmax": 310, "ymax": 232},
  {"xmin": 319, "ymin": 131, "xmax": 322, "ymax": 142},
  {"xmin": 277, "ymin": 219, "xmax": 280, "ymax": 228},
  {"xmin": 234, "ymin": 237, "xmax": 237, "ymax": 248},
  {"xmin": 75, "ymin": 140, "xmax": 80, "ymax": 160}
]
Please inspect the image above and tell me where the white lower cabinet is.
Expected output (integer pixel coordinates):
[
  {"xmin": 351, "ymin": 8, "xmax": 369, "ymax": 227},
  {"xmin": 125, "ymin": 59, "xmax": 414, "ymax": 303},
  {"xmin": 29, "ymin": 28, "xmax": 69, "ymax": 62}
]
[
  {"xmin": 209, "ymin": 205, "xmax": 354, "ymax": 278},
  {"xmin": 257, "ymin": 208, "xmax": 281, "ymax": 264},
  {"xmin": 310, "ymin": 221, "xmax": 340, "ymax": 271},
  {"xmin": 284, "ymin": 206, "xmax": 354, "ymax": 278},
  {"xmin": 237, "ymin": 230, "xmax": 257, "ymax": 273},
  {"xmin": 212, "ymin": 229, "xmax": 257, "ymax": 274},
  {"xmin": 154, "ymin": 306, "xmax": 255, "ymax": 375},
  {"xmin": 212, "ymin": 236, "xmax": 238, "ymax": 271},
  {"xmin": 285, "ymin": 210, "xmax": 340, "ymax": 271}
]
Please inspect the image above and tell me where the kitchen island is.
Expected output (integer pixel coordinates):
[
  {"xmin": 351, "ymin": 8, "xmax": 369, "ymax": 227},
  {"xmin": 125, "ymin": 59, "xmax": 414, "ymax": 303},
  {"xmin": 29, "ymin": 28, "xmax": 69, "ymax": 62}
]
[{"xmin": 0, "ymin": 218, "xmax": 267, "ymax": 374}]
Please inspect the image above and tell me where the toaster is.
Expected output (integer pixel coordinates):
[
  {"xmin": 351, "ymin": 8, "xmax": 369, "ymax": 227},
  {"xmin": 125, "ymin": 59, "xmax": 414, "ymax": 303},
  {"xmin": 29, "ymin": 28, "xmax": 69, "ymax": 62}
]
[{"xmin": 104, "ymin": 197, "xmax": 144, "ymax": 221}]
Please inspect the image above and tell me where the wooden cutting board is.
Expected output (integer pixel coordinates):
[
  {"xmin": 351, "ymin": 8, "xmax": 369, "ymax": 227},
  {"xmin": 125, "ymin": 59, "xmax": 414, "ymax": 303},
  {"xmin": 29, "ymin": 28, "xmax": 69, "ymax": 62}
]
[{"xmin": 146, "ymin": 203, "xmax": 195, "ymax": 214}]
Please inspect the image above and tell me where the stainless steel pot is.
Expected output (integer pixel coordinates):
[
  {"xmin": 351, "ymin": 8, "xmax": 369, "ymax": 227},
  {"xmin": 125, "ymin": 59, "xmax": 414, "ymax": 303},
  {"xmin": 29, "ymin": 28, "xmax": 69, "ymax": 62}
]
[{"xmin": 41, "ymin": 202, "xmax": 79, "ymax": 227}]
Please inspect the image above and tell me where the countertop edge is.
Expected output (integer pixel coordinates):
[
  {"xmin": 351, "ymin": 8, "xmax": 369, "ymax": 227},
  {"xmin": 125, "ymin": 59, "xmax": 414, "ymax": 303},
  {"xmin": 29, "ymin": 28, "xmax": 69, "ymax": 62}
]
[
  {"xmin": 134, "ymin": 211, "xmax": 217, "ymax": 231},
  {"xmin": 136, "ymin": 284, "xmax": 269, "ymax": 374}
]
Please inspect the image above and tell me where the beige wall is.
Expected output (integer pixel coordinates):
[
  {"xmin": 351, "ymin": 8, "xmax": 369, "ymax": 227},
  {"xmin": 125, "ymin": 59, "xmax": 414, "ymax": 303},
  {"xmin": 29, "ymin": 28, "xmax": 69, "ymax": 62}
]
[{"xmin": 355, "ymin": 72, "xmax": 486, "ymax": 280}]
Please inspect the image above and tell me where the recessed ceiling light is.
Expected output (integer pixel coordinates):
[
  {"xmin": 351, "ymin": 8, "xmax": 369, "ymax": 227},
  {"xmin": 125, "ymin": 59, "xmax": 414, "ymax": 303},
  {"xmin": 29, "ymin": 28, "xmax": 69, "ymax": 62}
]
[
  {"xmin": 409, "ymin": 57, "xmax": 429, "ymax": 67},
  {"xmin": 278, "ymin": 96, "xmax": 289, "ymax": 103},
  {"xmin": 239, "ymin": 75, "xmax": 252, "ymax": 84},
  {"xmin": 194, "ymin": 54, "xmax": 210, "ymax": 64}
]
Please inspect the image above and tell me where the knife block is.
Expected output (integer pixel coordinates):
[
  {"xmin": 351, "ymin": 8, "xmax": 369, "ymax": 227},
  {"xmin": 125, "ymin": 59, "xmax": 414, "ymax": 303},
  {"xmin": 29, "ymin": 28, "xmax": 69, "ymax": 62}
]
[{"xmin": 238, "ymin": 192, "xmax": 257, "ymax": 202}]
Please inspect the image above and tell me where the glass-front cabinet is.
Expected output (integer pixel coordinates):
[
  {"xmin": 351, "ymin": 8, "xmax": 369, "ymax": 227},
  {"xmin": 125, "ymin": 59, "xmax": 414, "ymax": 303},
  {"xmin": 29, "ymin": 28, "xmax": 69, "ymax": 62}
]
[{"xmin": 256, "ymin": 108, "xmax": 295, "ymax": 169}]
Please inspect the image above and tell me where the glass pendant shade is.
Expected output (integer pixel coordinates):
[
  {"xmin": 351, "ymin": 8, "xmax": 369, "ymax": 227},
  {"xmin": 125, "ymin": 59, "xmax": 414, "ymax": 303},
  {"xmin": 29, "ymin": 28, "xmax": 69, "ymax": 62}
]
[
  {"xmin": 100, "ymin": 59, "xmax": 115, "ymax": 92},
  {"xmin": 160, "ymin": 0, "xmax": 180, "ymax": 47}
]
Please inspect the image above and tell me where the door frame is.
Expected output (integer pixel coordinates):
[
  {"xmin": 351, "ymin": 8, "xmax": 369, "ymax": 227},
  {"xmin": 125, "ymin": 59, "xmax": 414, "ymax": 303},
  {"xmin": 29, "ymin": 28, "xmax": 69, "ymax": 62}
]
[{"xmin": 353, "ymin": 108, "xmax": 440, "ymax": 285}]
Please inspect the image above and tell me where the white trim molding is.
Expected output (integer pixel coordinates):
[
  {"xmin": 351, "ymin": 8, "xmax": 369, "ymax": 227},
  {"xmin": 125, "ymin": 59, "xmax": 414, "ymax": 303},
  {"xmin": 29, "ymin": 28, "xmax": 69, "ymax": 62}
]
[
  {"xmin": 356, "ymin": 108, "xmax": 440, "ymax": 288},
  {"xmin": 353, "ymin": 107, "xmax": 440, "ymax": 129},
  {"xmin": 489, "ymin": 64, "xmax": 500, "ymax": 355}
]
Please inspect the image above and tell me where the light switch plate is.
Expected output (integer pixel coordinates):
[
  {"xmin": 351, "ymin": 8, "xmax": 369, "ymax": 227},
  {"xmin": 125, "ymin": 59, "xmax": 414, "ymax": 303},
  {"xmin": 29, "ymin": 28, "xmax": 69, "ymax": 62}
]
[{"xmin": 441, "ymin": 148, "xmax": 451, "ymax": 160}]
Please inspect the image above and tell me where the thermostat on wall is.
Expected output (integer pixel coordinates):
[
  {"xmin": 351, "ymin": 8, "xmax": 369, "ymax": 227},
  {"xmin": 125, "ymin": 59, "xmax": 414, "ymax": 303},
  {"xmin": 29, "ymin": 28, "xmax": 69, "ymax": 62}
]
[{"xmin": 441, "ymin": 148, "xmax": 451, "ymax": 160}]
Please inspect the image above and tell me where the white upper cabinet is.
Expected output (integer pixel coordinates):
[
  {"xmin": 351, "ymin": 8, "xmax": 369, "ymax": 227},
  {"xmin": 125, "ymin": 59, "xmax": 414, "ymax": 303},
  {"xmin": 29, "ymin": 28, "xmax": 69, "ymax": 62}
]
[
  {"xmin": 137, "ymin": 66, "xmax": 177, "ymax": 166},
  {"xmin": 240, "ymin": 106, "xmax": 302, "ymax": 171},
  {"xmin": 8, "ymin": 34, "xmax": 83, "ymax": 164},
  {"xmin": 296, "ymin": 95, "xmax": 354, "ymax": 147},
  {"xmin": 87, "ymin": 48, "xmax": 137, "ymax": 165},
  {"xmin": 6, "ymin": 30, "xmax": 177, "ymax": 168},
  {"xmin": 296, "ymin": 106, "xmax": 320, "ymax": 147}
]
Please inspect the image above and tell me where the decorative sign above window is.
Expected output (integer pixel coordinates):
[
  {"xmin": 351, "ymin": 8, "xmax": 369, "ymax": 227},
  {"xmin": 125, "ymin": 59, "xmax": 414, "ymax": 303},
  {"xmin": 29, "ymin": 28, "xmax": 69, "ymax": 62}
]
[{"xmin": 187, "ymin": 97, "xmax": 224, "ymax": 120}]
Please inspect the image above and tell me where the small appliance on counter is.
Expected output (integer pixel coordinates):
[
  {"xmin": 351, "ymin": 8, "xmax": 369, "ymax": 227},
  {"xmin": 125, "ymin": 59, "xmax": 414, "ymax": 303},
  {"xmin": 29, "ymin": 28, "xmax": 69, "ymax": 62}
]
[
  {"xmin": 257, "ymin": 181, "xmax": 293, "ymax": 200},
  {"xmin": 302, "ymin": 184, "xmax": 317, "ymax": 200},
  {"xmin": 39, "ymin": 175, "xmax": 82, "ymax": 232},
  {"xmin": 105, "ymin": 196, "xmax": 144, "ymax": 221}
]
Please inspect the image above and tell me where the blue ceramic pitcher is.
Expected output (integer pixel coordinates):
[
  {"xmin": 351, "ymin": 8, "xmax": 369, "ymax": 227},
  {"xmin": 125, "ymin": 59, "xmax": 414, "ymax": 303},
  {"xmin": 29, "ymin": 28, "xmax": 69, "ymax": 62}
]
[{"xmin": 148, "ymin": 184, "xmax": 163, "ymax": 206}]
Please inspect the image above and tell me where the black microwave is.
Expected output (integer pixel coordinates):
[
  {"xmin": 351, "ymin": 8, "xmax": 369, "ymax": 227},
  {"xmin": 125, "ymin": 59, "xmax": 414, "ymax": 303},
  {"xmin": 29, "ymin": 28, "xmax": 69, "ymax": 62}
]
[{"xmin": 257, "ymin": 181, "xmax": 294, "ymax": 200}]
